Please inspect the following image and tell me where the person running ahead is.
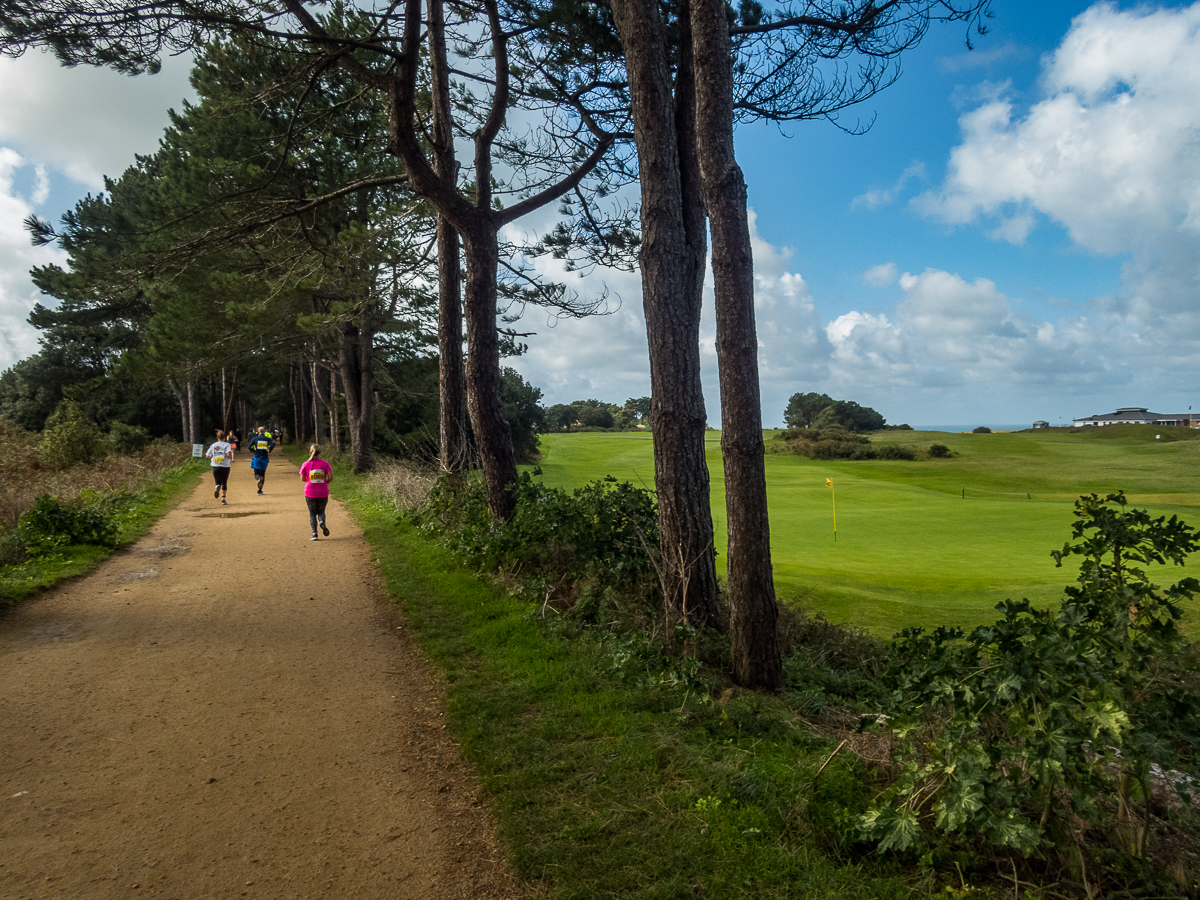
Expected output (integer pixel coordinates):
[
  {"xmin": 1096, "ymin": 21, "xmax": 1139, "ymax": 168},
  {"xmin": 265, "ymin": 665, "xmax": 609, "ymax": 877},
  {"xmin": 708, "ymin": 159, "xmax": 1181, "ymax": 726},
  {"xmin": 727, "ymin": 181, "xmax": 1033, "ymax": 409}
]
[
  {"xmin": 298, "ymin": 445, "xmax": 333, "ymax": 541},
  {"xmin": 246, "ymin": 426, "xmax": 274, "ymax": 494},
  {"xmin": 205, "ymin": 429, "xmax": 234, "ymax": 505}
]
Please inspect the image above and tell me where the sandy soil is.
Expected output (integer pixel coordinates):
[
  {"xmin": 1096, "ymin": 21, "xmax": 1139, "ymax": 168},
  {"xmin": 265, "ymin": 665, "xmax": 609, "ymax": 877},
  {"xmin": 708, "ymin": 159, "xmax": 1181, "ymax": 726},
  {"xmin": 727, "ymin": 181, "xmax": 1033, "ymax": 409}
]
[{"xmin": 0, "ymin": 455, "xmax": 522, "ymax": 900}]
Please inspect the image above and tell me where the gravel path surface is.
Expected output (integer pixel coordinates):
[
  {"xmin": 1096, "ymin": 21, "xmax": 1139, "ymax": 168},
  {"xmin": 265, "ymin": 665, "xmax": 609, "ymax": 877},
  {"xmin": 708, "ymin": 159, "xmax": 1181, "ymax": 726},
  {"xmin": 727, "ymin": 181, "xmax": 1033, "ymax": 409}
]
[{"xmin": 1, "ymin": 456, "xmax": 520, "ymax": 900}]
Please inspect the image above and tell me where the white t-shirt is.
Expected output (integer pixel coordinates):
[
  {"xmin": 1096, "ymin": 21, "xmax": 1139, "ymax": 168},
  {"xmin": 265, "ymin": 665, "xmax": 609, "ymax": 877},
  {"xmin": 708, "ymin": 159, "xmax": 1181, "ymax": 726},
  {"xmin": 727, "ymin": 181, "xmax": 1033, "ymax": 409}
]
[{"xmin": 206, "ymin": 441, "xmax": 233, "ymax": 467}]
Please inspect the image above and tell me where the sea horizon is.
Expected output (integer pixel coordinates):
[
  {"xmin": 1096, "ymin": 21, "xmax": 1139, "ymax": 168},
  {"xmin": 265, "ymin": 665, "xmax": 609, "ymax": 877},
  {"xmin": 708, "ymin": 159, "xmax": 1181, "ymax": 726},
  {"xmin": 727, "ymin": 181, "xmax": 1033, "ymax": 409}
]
[{"xmin": 911, "ymin": 423, "xmax": 1040, "ymax": 433}]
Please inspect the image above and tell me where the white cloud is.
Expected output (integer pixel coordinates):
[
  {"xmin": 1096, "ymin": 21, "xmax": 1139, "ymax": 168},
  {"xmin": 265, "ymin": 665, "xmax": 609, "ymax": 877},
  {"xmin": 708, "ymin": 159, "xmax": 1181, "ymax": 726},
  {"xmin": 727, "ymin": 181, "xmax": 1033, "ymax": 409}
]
[
  {"xmin": 0, "ymin": 51, "xmax": 195, "ymax": 188},
  {"xmin": 0, "ymin": 50, "xmax": 195, "ymax": 372},
  {"xmin": 851, "ymin": 162, "xmax": 926, "ymax": 210},
  {"xmin": 862, "ymin": 262, "xmax": 898, "ymax": 287},
  {"xmin": 916, "ymin": 2, "xmax": 1200, "ymax": 317},
  {"xmin": 0, "ymin": 148, "xmax": 67, "ymax": 369},
  {"xmin": 939, "ymin": 43, "xmax": 1030, "ymax": 74}
]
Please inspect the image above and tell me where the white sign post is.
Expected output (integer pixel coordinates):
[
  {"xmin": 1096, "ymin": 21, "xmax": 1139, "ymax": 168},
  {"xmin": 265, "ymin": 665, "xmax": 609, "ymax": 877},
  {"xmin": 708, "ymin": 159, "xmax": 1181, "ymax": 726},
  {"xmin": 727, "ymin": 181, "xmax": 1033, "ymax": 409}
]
[{"xmin": 192, "ymin": 443, "xmax": 204, "ymax": 458}]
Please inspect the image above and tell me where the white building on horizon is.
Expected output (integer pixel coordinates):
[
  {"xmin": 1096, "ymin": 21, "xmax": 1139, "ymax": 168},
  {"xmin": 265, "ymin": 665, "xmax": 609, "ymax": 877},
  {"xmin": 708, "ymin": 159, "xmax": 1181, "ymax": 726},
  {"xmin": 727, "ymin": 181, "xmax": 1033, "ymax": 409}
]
[{"xmin": 1072, "ymin": 407, "xmax": 1198, "ymax": 427}]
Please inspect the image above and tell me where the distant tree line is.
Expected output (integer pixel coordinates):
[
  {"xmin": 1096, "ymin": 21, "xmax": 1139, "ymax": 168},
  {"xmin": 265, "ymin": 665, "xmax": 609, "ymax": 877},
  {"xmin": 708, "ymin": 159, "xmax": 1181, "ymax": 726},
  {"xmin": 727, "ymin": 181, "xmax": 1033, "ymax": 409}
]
[
  {"xmin": 783, "ymin": 392, "xmax": 911, "ymax": 433},
  {"xmin": 544, "ymin": 397, "xmax": 651, "ymax": 432}
]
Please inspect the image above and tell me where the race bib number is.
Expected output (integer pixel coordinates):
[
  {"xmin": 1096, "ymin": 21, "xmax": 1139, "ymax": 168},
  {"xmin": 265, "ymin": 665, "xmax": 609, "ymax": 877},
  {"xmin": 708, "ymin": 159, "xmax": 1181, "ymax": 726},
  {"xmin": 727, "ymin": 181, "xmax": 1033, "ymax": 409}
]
[
  {"xmin": 308, "ymin": 469, "xmax": 326, "ymax": 483},
  {"xmin": 213, "ymin": 454, "xmax": 226, "ymax": 465}
]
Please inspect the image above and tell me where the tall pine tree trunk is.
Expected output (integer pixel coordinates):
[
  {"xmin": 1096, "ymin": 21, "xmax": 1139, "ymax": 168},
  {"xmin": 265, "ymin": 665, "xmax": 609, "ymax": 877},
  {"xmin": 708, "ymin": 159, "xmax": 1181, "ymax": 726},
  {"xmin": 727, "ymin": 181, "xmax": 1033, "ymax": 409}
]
[
  {"xmin": 690, "ymin": 0, "xmax": 781, "ymax": 689},
  {"xmin": 430, "ymin": 0, "xmax": 468, "ymax": 475},
  {"xmin": 461, "ymin": 227, "xmax": 518, "ymax": 520},
  {"xmin": 338, "ymin": 316, "xmax": 376, "ymax": 473},
  {"xmin": 186, "ymin": 378, "xmax": 201, "ymax": 446},
  {"xmin": 610, "ymin": 0, "xmax": 721, "ymax": 628}
]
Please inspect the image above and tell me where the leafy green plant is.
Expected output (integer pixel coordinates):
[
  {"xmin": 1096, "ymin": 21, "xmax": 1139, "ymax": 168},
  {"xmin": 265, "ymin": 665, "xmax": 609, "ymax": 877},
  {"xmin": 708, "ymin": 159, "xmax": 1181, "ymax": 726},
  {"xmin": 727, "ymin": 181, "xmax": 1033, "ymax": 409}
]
[
  {"xmin": 928, "ymin": 444, "xmax": 951, "ymax": 458},
  {"xmin": 37, "ymin": 400, "xmax": 104, "ymax": 470},
  {"xmin": 862, "ymin": 493, "xmax": 1200, "ymax": 867},
  {"xmin": 416, "ymin": 471, "xmax": 659, "ymax": 607},
  {"xmin": 105, "ymin": 421, "xmax": 152, "ymax": 455},
  {"xmin": 18, "ymin": 494, "xmax": 119, "ymax": 557}
]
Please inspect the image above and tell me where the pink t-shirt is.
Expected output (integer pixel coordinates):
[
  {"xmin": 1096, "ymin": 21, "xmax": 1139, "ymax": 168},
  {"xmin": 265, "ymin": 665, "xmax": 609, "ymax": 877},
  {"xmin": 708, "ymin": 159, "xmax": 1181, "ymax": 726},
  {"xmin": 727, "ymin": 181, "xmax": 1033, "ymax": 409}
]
[{"xmin": 300, "ymin": 459, "xmax": 332, "ymax": 498}]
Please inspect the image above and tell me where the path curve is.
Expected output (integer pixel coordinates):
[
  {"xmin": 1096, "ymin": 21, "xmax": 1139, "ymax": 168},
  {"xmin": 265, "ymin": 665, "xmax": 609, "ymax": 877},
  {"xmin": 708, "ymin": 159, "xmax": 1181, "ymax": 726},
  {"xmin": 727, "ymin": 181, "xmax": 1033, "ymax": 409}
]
[{"xmin": 1, "ymin": 455, "xmax": 520, "ymax": 900}]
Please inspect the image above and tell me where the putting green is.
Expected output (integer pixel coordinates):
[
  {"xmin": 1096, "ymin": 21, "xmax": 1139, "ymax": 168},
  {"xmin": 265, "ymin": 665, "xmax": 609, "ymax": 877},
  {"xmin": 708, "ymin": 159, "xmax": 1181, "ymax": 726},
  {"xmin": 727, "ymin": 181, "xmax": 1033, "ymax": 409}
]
[{"xmin": 531, "ymin": 428, "xmax": 1200, "ymax": 637}]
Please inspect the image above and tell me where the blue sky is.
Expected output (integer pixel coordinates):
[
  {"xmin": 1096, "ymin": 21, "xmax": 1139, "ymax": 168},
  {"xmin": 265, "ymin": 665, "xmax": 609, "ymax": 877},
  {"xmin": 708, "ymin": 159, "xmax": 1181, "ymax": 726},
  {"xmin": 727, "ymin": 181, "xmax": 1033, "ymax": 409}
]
[{"xmin": 1, "ymin": 1, "xmax": 1198, "ymax": 430}]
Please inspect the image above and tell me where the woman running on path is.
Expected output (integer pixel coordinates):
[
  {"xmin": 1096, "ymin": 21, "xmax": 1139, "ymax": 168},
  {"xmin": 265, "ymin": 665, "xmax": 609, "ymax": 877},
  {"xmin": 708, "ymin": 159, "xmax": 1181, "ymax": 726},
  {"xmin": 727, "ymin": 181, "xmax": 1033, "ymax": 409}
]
[
  {"xmin": 299, "ymin": 444, "xmax": 333, "ymax": 541},
  {"xmin": 205, "ymin": 429, "xmax": 234, "ymax": 505}
]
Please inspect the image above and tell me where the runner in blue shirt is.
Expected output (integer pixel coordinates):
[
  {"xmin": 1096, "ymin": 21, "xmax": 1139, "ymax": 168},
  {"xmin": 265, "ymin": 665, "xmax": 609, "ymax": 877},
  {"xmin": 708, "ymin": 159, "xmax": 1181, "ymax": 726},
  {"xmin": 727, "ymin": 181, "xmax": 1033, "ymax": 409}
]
[{"xmin": 246, "ymin": 426, "xmax": 275, "ymax": 494}]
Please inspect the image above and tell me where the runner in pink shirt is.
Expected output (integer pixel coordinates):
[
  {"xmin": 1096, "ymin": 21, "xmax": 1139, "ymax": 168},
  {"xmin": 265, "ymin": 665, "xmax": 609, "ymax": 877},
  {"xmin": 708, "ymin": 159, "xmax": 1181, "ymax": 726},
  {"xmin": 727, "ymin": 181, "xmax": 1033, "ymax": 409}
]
[{"xmin": 298, "ymin": 444, "xmax": 333, "ymax": 541}]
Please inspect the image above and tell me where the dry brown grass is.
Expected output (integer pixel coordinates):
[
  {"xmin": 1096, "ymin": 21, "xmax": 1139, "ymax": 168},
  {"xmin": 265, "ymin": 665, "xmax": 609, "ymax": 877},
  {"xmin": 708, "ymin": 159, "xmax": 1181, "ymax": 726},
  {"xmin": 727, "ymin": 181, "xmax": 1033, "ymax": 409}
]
[
  {"xmin": 364, "ymin": 457, "xmax": 438, "ymax": 510},
  {"xmin": 0, "ymin": 417, "xmax": 190, "ymax": 530}
]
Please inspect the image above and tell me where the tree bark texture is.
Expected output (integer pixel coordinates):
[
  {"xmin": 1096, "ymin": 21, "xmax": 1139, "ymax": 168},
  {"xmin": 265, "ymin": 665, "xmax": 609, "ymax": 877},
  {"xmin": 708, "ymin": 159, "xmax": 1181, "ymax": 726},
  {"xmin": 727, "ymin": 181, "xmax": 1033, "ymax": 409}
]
[
  {"xmin": 610, "ymin": 0, "xmax": 721, "ymax": 627},
  {"xmin": 461, "ymin": 227, "xmax": 518, "ymax": 521},
  {"xmin": 338, "ymin": 316, "xmax": 376, "ymax": 473},
  {"xmin": 430, "ymin": 0, "xmax": 468, "ymax": 476},
  {"xmin": 690, "ymin": 0, "xmax": 782, "ymax": 689},
  {"xmin": 310, "ymin": 360, "xmax": 327, "ymax": 443},
  {"xmin": 186, "ymin": 379, "xmax": 201, "ymax": 446}
]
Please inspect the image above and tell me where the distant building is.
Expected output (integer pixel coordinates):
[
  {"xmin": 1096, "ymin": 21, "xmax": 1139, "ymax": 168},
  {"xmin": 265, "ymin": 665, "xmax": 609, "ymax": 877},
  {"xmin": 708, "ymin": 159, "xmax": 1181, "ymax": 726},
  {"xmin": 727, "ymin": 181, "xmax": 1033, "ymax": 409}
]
[
  {"xmin": 1032, "ymin": 420, "xmax": 1050, "ymax": 429},
  {"xmin": 1072, "ymin": 407, "xmax": 1199, "ymax": 427}
]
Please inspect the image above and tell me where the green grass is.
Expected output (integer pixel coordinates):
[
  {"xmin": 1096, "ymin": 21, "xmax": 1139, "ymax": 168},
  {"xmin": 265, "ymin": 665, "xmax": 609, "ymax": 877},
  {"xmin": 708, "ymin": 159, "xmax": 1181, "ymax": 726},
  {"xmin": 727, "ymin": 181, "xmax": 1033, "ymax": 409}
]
[
  {"xmin": 532, "ymin": 427, "xmax": 1200, "ymax": 636},
  {"xmin": 338, "ymin": 471, "xmax": 927, "ymax": 900},
  {"xmin": 0, "ymin": 458, "xmax": 206, "ymax": 603}
]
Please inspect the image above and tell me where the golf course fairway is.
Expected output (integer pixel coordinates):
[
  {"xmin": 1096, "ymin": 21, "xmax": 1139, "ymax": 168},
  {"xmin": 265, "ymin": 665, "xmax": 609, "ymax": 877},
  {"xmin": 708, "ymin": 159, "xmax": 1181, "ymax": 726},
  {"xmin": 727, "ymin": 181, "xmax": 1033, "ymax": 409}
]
[{"xmin": 529, "ymin": 426, "xmax": 1200, "ymax": 637}]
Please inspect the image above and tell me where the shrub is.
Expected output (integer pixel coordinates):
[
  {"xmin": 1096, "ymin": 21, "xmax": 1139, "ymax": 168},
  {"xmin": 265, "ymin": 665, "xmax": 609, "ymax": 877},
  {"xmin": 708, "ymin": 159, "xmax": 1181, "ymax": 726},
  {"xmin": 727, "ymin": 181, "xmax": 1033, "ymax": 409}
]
[
  {"xmin": 928, "ymin": 443, "xmax": 951, "ymax": 458},
  {"xmin": 38, "ymin": 401, "xmax": 104, "ymax": 470},
  {"xmin": 862, "ymin": 493, "xmax": 1200, "ymax": 869},
  {"xmin": 874, "ymin": 444, "xmax": 915, "ymax": 461},
  {"xmin": 18, "ymin": 493, "xmax": 119, "ymax": 557},
  {"xmin": 971, "ymin": 425, "xmax": 992, "ymax": 434},
  {"xmin": 417, "ymin": 471, "xmax": 660, "ymax": 611},
  {"xmin": 105, "ymin": 422, "xmax": 152, "ymax": 456}
]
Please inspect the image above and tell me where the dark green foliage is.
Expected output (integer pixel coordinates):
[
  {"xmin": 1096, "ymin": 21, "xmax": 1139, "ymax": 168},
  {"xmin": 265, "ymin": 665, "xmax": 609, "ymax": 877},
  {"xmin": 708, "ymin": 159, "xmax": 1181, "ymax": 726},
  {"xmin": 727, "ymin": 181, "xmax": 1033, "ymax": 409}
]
[
  {"xmin": 928, "ymin": 443, "xmax": 951, "ymax": 458},
  {"xmin": 18, "ymin": 493, "xmax": 120, "ymax": 557},
  {"xmin": 105, "ymin": 422, "xmax": 152, "ymax": 455},
  {"xmin": 785, "ymin": 392, "xmax": 886, "ymax": 432},
  {"xmin": 543, "ymin": 397, "xmax": 648, "ymax": 433},
  {"xmin": 38, "ymin": 400, "xmax": 104, "ymax": 469},
  {"xmin": 374, "ymin": 355, "xmax": 440, "ymax": 458},
  {"xmin": 863, "ymin": 493, "xmax": 1200, "ymax": 873},
  {"xmin": 779, "ymin": 425, "xmax": 874, "ymax": 459},
  {"xmin": 784, "ymin": 391, "xmax": 835, "ymax": 428},
  {"xmin": 972, "ymin": 426, "xmax": 992, "ymax": 433},
  {"xmin": 417, "ymin": 471, "xmax": 659, "ymax": 607},
  {"xmin": 874, "ymin": 444, "xmax": 915, "ymax": 461},
  {"xmin": 500, "ymin": 368, "xmax": 545, "ymax": 463}
]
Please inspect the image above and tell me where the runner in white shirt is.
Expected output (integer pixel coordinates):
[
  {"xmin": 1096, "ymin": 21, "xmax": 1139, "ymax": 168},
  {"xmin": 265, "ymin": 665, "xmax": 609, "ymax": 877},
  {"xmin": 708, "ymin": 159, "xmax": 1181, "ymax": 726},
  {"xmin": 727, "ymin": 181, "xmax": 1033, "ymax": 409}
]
[{"xmin": 205, "ymin": 429, "xmax": 235, "ymax": 506}]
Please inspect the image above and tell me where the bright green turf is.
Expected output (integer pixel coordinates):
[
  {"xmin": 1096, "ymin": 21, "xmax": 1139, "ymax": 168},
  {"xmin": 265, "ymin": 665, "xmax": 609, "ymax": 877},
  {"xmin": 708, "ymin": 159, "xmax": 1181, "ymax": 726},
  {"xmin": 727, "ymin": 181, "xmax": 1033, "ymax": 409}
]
[{"xmin": 531, "ymin": 427, "xmax": 1200, "ymax": 637}]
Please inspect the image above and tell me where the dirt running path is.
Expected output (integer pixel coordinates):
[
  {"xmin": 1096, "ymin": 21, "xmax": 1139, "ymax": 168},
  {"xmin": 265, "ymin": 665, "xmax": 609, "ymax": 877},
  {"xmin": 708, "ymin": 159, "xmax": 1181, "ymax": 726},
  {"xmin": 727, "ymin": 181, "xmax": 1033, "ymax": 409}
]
[{"xmin": 0, "ymin": 456, "xmax": 520, "ymax": 900}]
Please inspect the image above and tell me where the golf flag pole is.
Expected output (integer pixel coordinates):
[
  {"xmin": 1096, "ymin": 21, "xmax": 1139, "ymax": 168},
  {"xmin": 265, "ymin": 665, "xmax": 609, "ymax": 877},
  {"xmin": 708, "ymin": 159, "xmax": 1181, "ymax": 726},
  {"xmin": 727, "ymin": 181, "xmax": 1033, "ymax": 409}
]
[{"xmin": 826, "ymin": 477, "xmax": 836, "ymax": 542}]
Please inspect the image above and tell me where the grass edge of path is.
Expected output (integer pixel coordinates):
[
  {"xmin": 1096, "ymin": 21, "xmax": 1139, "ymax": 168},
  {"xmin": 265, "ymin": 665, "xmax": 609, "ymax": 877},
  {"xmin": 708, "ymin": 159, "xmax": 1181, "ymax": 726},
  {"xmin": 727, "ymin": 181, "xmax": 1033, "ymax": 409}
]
[
  {"xmin": 0, "ymin": 457, "xmax": 207, "ymax": 604},
  {"xmin": 336, "ymin": 466, "xmax": 940, "ymax": 900}
]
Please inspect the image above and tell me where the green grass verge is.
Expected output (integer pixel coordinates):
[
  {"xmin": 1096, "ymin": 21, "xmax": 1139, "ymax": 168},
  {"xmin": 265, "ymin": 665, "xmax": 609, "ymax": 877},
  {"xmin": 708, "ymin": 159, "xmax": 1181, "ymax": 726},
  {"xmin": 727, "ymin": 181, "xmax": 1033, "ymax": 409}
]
[
  {"xmin": 337, "ymin": 471, "xmax": 933, "ymax": 900},
  {"xmin": 0, "ymin": 458, "xmax": 206, "ymax": 603},
  {"xmin": 532, "ymin": 428, "xmax": 1200, "ymax": 637}
]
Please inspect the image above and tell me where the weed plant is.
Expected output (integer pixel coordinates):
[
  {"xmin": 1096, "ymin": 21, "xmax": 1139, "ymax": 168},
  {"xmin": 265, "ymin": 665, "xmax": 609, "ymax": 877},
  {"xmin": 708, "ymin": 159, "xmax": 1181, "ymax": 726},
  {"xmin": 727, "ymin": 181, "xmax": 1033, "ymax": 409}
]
[
  {"xmin": 864, "ymin": 493, "xmax": 1200, "ymax": 895},
  {"xmin": 370, "ymin": 456, "xmax": 1200, "ymax": 898},
  {"xmin": 344, "ymin": 465, "xmax": 928, "ymax": 900},
  {"xmin": 0, "ymin": 419, "xmax": 199, "ymax": 602}
]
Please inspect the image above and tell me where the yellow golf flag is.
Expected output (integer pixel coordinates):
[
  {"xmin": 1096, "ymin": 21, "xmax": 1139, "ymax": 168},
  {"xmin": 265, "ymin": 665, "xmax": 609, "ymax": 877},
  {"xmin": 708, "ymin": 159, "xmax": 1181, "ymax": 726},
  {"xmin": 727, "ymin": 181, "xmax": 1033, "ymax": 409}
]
[{"xmin": 825, "ymin": 478, "xmax": 836, "ymax": 540}]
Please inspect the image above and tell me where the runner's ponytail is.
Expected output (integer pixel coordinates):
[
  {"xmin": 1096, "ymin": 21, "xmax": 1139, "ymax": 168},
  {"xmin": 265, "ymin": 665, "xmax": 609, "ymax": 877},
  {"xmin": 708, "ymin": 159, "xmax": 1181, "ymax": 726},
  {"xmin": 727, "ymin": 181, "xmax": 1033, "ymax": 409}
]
[{"xmin": 308, "ymin": 444, "xmax": 320, "ymax": 461}]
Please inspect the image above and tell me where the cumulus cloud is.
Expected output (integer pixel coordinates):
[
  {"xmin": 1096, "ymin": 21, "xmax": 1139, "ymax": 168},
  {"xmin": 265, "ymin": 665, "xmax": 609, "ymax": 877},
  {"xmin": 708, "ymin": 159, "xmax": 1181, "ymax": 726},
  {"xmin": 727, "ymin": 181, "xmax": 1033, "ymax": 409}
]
[
  {"xmin": 0, "ymin": 51, "xmax": 195, "ymax": 188},
  {"xmin": 862, "ymin": 262, "xmax": 898, "ymax": 287},
  {"xmin": 851, "ymin": 162, "xmax": 926, "ymax": 210},
  {"xmin": 0, "ymin": 148, "xmax": 67, "ymax": 369},
  {"xmin": 916, "ymin": 2, "xmax": 1200, "ymax": 329}
]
